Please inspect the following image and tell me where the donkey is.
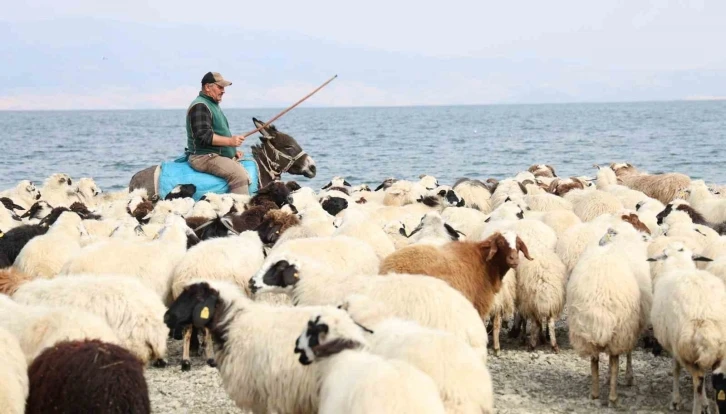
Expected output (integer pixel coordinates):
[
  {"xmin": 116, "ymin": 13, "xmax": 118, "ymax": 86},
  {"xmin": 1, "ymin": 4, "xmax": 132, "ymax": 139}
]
[{"xmin": 128, "ymin": 118, "xmax": 316, "ymax": 198}]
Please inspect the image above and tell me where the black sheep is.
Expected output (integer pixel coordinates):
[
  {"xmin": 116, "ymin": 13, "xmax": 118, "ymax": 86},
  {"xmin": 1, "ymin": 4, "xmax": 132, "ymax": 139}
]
[
  {"xmin": 26, "ymin": 339, "xmax": 150, "ymax": 414},
  {"xmin": 0, "ymin": 207, "xmax": 72, "ymax": 267},
  {"xmin": 165, "ymin": 183, "xmax": 197, "ymax": 200}
]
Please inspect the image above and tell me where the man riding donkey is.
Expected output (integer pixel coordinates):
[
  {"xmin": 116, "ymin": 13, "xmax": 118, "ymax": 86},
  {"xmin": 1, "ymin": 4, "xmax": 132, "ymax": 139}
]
[{"xmin": 186, "ymin": 72, "xmax": 250, "ymax": 194}]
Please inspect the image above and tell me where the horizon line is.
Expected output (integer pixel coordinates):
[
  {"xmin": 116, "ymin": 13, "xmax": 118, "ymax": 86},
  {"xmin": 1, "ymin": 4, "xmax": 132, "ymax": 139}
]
[{"xmin": 1, "ymin": 97, "xmax": 725, "ymax": 113}]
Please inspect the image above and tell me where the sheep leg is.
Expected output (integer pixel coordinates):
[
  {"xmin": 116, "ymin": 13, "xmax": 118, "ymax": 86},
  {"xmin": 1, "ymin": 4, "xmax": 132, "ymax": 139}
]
[
  {"xmin": 204, "ymin": 327, "xmax": 217, "ymax": 368},
  {"xmin": 519, "ymin": 317, "xmax": 528, "ymax": 345},
  {"xmin": 528, "ymin": 319, "xmax": 541, "ymax": 351},
  {"xmin": 508, "ymin": 313, "xmax": 522, "ymax": 338},
  {"xmin": 692, "ymin": 375, "xmax": 709, "ymax": 414},
  {"xmin": 548, "ymin": 317, "xmax": 559, "ymax": 353},
  {"xmin": 608, "ymin": 354, "xmax": 619, "ymax": 408},
  {"xmin": 625, "ymin": 352, "xmax": 634, "ymax": 386},
  {"xmin": 181, "ymin": 326, "xmax": 192, "ymax": 372},
  {"xmin": 671, "ymin": 359, "xmax": 682, "ymax": 411},
  {"xmin": 493, "ymin": 312, "xmax": 502, "ymax": 357},
  {"xmin": 591, "ymin": 355, "xmax": 600, "ymax": 400}
]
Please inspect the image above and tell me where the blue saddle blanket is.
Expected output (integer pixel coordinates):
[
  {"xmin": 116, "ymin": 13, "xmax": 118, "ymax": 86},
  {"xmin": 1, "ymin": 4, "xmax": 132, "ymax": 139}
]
[{"xmin": 158, "ymin": 155, "xmax": 259, "ymax": 200}]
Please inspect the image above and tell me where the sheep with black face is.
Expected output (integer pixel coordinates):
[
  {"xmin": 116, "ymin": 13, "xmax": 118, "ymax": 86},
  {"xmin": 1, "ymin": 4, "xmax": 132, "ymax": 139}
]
[
  {"xmin": 294, "ymin": 307, "xmax": 446, "ymax": 414},
  {"xmin": 164, "ymin": 280, "xmax": 330, "ymax": 413}
]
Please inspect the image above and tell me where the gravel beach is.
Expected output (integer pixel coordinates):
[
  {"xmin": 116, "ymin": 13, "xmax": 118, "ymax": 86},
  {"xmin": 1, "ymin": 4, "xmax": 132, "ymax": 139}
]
[{"xmin": 145, "ymin": 315, "xmax": 709, "ymax": 414}]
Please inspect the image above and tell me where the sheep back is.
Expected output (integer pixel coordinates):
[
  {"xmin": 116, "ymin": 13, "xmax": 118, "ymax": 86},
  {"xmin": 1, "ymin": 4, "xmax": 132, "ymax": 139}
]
[
  {"xmin": 0, "ymin": 326, "xmax": 28, "ymax": 414},
  {"xmin": 26, "ymin": 340, "xmax": 149, "ymax": 414}
]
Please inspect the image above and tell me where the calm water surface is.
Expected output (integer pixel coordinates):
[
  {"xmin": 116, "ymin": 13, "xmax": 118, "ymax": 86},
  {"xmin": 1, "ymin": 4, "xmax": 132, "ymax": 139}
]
[{"xmin": 1, "ymin": 101, "xmax": 724, "ymax": 192}]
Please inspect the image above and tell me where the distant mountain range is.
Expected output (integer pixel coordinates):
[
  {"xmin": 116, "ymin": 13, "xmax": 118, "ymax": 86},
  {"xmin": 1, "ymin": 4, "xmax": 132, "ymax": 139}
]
[{"xmin": 1, "ymin": 18, "xmax": 725, "ymax": 109}]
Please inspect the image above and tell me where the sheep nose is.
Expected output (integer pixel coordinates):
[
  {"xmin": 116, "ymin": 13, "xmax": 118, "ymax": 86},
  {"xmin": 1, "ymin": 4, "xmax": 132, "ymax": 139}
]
[
  {"xmin": 248, "ymin": 279, "xmax": 259, "ymax": 294},
  {"xmin": 309, "ymin": 165, "xmax": 316, "ymax": 174}
]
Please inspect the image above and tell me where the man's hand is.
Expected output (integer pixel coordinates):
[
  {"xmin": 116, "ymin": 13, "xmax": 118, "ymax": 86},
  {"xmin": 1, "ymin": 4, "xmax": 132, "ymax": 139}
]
[
  {"xmin": 230, "ymin": 135, "xmax": 246, "ymax": 146},
  {"xmin": 234, "ymin": 150, "xmax": 243, "ymax": 160}
]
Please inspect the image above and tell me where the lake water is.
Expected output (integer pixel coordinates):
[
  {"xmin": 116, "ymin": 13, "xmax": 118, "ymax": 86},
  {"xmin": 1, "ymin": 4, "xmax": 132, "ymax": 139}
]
[{"xmin": 1, "ymin": 101, "xmax": 724, "ymax": 192}]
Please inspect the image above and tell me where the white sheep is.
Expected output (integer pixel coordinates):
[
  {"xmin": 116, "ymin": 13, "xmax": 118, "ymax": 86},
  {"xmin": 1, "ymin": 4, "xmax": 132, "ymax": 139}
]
[
  {"xmin": 73, "ymin": 177, "xmax": 103, "ymax": 208},
  {"xmin": 513, "ymin": 246, "xmax": 567, "ymax": 353},
  {"xmin": 649, "ymin": 243, "xmax": 726, "ymax": 412},
  {"xmin": 403, "ymin": 211, "xmax": 465, "ymax": 246},
  {"xmin": 417, "ymin": 174, "xmax": 439, "ymax": 190},
  {"xmin": 0, "ymin": 326, "xmax": 29, "ymax": 414},
  {"xmin": 295, "ymin": 306, "xmax": 446, "ymax": 414},
  {"xmin": 567, "ymin": 228, "xmax": 643, "ymax": 407},
  {"xmin": 594, "ymin": 165, "xmax": 649, "ymax": 210},
  {"xmin": 12, "ymin": 275, "xmax": 168, "ymax": 365},
  {"xmin": 441, "ymin": 206, "xmax": 489, "ymax": 240},
  {"xmin": 490, "ymin": 179, "xmax": 528, "ymax": 210},
  {"xmin": 249, "ymin": 268, "xmax": 489, "ymax": 360},
  {"xmin": 340, "ymin": 294, "xmax": 494, "ymax": 414},
  {"xmin": 259, "ymin": 235, "xmax": 380, "ymax": 280},
  {"xmin": 13, "ymin": 211, "xmax": 87, "ymax": 278},
  {"xmin": 567, "ymin": 189, "xmax": 624, "ymax": 222},
  {"xmin": 60, "ymin": 214, "xmax": 192, "ymax": 304},
  {"xmin": 382, "ymin": 180, "xmax": 428, "ymax": 206},
  {"xmin": 1, "ymin": 180, "xmax": 41, "ymax": 210},
  {"xmin": 0, "ymin": 205, "xmax": 23, "ymax": 232},
  {"xmin": 698, "ymin": 238, "xmax": 726, "ymax": 270},
  {"xmin": 39, "ymin": 173, "xmax": 77, "ymax": 207},
  {"xmin": 452, "ymin": 178, "xmax": 492, "ymax": 213},
  {"xmin": 332, "ymin": 208, "xmax": 395, "ymax": 260},
  {"xmin": 487, "ymin": 266, "xmax": 518, "ymax": 356},
  {"xmin": 687, "ymin": 180, "xmax": 726, "ymax": 224},
  {"xmin": 199, "ymin": 192, "xmax": 234, "ymax": 216},
  {"xmin": 168, "ymin": 231, "xmax": 280, "ymax": 370},
  {"xmin": 164, "ymin": 280, "xmax": 327, "ymax": 413},
  {"xmin": 0, "ymin": 294, "xmax": 120, "ymax": 364},
  {"xmin": 533, "ymin": 209, "xmax": 582, "ymax": 239}
]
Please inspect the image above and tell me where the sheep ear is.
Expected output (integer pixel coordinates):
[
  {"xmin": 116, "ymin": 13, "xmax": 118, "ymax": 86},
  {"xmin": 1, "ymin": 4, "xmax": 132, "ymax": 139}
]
[
  {"xmin": 517, "ymin": 182, "xmax": 528, "ymax": 194},
  {"xmin": 480, "ymin": 240, "xmax": 497, "ymax": 261},
  {"xmin": 192, "ymin": 295, "xmax": 218, "ymax": 329},
  {"xmin": 516, "ymin": 237, "xmax": 533, "ymax": 260},
  {"xmin": 444, "ymin": 223, "xmax": 461, "ymax": 240},
  {"xmin": 546, "ymin": 164, "xmax": 557, "ymax": 177},
  {"xmin": 692, "ymin": 255, "xmax": 713, "ymax": 262},
  {"xmin": 282, "ymin": 264, "xmax": 300, "ymax": 286},
  {"xmin": 321, "ymin": 182, "xmax": 332, "ymax": 190},
  {"xmin": 398, "ymin": 226, "xmax": 409, "ymax": 238},
  {"xmin": 343, "ymin": 180, "xmax": 351, "ymax": 187}
]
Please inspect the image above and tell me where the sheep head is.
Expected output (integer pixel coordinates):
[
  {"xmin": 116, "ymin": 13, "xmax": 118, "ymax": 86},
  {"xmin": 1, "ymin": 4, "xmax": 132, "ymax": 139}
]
[
  {"xmin": 294, "ymin": 309, "xmax": 368, "ymax": 365},
  {"xmin": 257, "ymin": 210, "xmax": 300, "ymax": 245},
  {"xmin": 528, "ymin": 164, "xmax": 557, "ymax": 178},
  {"xmin": 620, "ymin": 213, "xmax": 651, "ymax": 234},
  {"xmin": 164, "ymin": 282, "xmax": 220, "ymax": 331},
  {"xmin": 249, "ymin": 260, "xmax": 299, "ymax": 295},
  {"xmin": 479, "ymin": 231, "xmax": 532, "ymax": 275},
  {"xmin": 609, "ymin": 162, "xmax": 637, "ymax": 177}
]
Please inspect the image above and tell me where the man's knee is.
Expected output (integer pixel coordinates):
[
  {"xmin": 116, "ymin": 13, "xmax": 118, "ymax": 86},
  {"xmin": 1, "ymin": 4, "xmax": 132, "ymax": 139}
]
[{"xmin": 226, "ymin": 167, "xmax": 250, "ymax": 194}]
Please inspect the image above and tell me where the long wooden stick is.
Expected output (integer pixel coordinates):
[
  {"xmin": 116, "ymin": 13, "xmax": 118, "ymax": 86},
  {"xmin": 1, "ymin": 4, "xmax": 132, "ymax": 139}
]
[{"xmin": 242, "ymin": 74, "xmax": 338, "ymax": 137}]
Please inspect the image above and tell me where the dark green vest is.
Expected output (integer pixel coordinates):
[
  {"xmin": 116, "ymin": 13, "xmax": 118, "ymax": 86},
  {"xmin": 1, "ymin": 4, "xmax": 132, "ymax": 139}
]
[{"xmin": 185, "ymin": 93, "xmax": 235, "ymax": 158}]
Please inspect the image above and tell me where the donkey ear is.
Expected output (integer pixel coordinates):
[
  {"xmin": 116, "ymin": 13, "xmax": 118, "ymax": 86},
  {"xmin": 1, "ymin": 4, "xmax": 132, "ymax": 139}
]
[{"xmin": 253, "ymin": 117, "xmax": 273, "ymax": 139}]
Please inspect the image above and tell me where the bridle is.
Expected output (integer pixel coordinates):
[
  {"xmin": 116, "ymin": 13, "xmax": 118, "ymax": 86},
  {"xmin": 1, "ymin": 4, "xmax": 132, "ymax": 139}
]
[{"xmin": 255, "ymin": 138, "xmax": 307, "ymax": 184}]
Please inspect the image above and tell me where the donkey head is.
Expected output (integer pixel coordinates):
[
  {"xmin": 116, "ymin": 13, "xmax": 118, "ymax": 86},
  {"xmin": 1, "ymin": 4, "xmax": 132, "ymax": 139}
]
[{"xmin": 252, "ymin": 117, "xmax": 316, "ymax": 179}]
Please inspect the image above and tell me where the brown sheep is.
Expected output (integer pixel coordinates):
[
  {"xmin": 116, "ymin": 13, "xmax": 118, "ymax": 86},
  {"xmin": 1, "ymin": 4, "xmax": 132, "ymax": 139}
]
[
  {"xmin": 547, "ymin": 178, "xmax": 585, "ymax": 196},
  {"xmin": 256, "ymin": 209, "xmax": 301, "ymax": 245},
  {"xmin": 528, "ymin": 164, "xmax": 557, "ymax": 178},
  {"xmin": 380, "ymin": 231, "xmax": 533, "ymax": 319},
  {"xmin": 0, "ymin": 267, "xmax": 32, "ymax": 295},
  {"xmin": 129, "ymin": 200, "xmax": 154, "ymax": 223},
  {"xmin": 610, "ymin": 163, "xmax": 690, "ymax": 204}
]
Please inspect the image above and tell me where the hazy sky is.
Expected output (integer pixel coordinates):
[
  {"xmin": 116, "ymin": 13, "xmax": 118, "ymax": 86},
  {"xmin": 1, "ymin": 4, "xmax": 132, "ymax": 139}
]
[{"xmin": 2, "ymin": 0, "xmax": 725, "ymax": 109}]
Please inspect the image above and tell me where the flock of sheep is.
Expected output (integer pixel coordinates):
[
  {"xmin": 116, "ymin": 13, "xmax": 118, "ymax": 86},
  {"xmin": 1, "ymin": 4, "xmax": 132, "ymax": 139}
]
[{"xmin": 1, "ymin": 162, "xmax": 726, "ymax": 413}]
